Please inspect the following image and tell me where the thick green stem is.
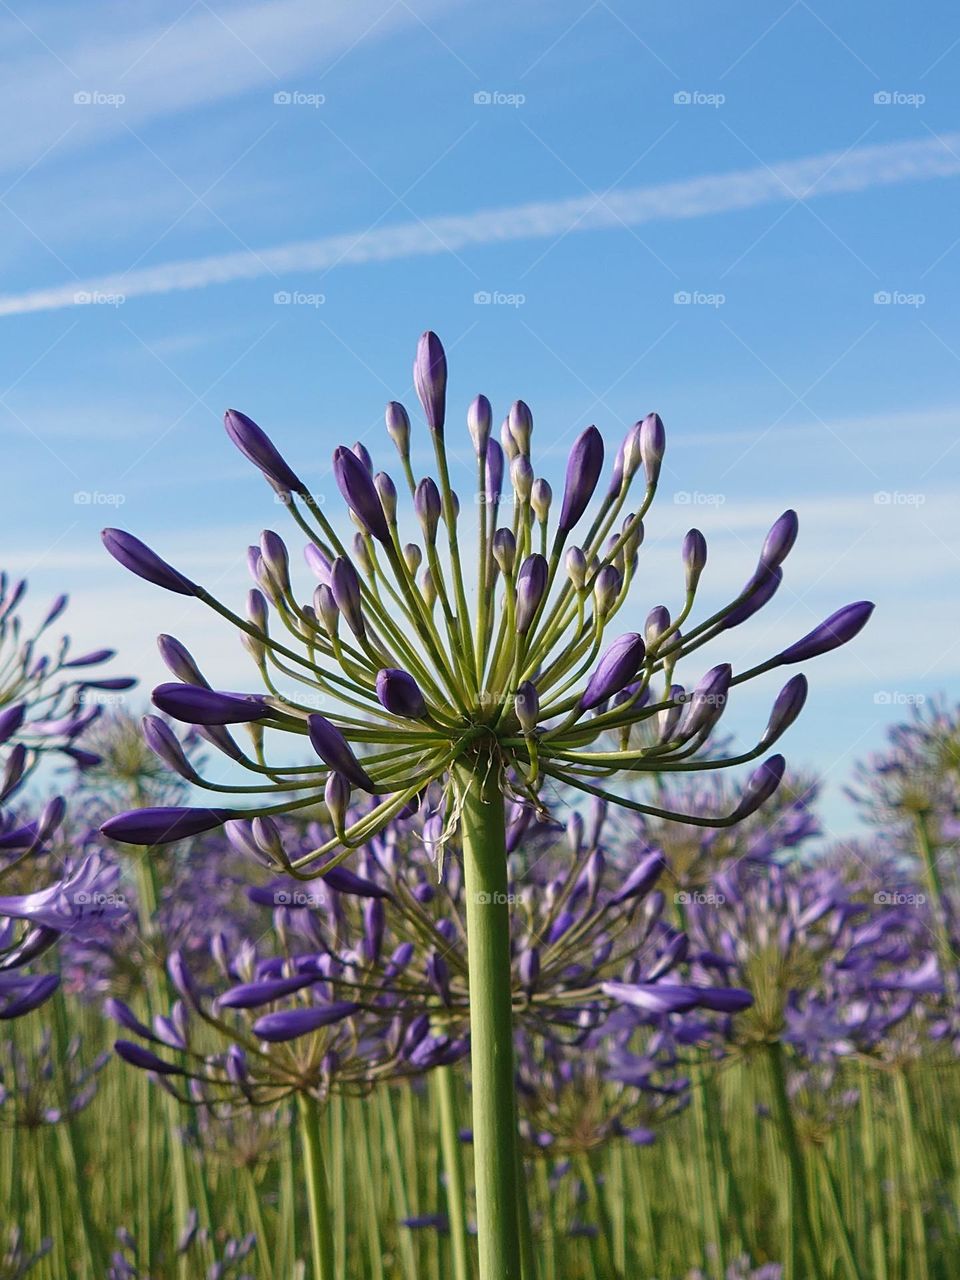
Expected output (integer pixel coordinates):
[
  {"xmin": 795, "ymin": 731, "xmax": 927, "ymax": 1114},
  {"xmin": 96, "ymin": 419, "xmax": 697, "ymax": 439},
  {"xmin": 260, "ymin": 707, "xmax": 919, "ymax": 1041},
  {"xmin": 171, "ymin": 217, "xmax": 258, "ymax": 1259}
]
[
  {"xmin": 435, "ymin": 1066, "xmax": 472, "ymax": 1280},
  {"xmin": 457, "ymin": 759, "xmax": 523, "ymax": 1280},
  {"xmin": 765, "ymin": 1042, "xmax": 825, "ymax": 1280},
  {"xmin": 297, "ymin": 1093, "xmax": 336, "ymax": 1280}
]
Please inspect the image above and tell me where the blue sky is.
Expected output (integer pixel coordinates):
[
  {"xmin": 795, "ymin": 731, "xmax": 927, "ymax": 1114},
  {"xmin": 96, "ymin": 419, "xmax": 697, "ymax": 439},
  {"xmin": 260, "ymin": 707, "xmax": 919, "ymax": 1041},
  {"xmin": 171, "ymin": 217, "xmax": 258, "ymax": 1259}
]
[{"xmin": 1, "ymin": 0, "xmax": 958, "ymax": 838}]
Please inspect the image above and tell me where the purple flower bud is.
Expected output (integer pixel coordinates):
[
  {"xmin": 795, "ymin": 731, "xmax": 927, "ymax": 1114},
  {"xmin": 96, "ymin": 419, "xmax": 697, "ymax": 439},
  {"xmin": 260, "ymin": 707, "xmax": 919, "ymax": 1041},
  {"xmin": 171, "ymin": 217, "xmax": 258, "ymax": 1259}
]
[
  {"xmin": 304, "ymin": 544, "xmax": 332, "ymax": 584},
  {"xmin": 325, "ymin": 771, "xmax": 350, "ymax": 831},
  {"xmin": 259, "ymin": 530, "xmax": 291, "ymax": 592},
  {"xmin": 682, "ymin": 529, "xmax": 707, "ymax": 591},
  {"xmin": 679, "ymin": 664, "xmax": 731, "ymax": 739},
  {"xmin": 492, "ymin": 528, "xmax": 516, "ymax": 576},
  {"xmin": 353, "ymin": 441, "xmax": 373, "ymax": 473},
  {"xmin": 639, "ymin": 413, "xmax": 665, "ymax": 485},
  {"xmin": 62, "ymin": 647, "xmax": 116, "ymax": 668},
  {"xmin": 105, "ymin": 998, "xmax": 155, "ymax": 1040},
  {"xmin": 414, "ymin": 331, "xmax": 447, "ymax": 436},
  {"xmin": 729, "ymin": 754, "xmax": 785, "ymax": 821},
  {"xmin": 152, "ymin": 683, "xmax": 269, "ymax": 726},
  {"xmin": 601, "ymin": 980, "xmax": 704, "ymax": 1015},
  {"xmin": 609, "ymin": 849, "xmax": 666, "ymax": 906},
  {"xmin": 102, "ymin": 530, "xmax": 197, "ymax": 596},
  {"xmin": 333, "ymin": 446, "xmax": 390, "ymax": 544},
  {"xmin": 565, "ymin": 546, "xmax": 587, "ymax": 591},
  {"xmin": 693, "ymin": 987, "xmax": 754, "ymax": 1013},
  {"xmin": 644, "ymin": 606, "xmax": 670, "ymax": 646},
  {"xmin": 253, "ymin": 1001, "xmax": 359, "ymax": 1042},
  {"xmin": 518, "ymin": 947, "xmax": 540, "ymax": 988},
  {"xmin": 484, "ymin": 440, "xmax": 504, "ymax": 505},
  {"xmin": 376, "ymin": 668, "xmax": 428, "ymax": 720},
  {"xmin": 760, "ymin": 674, "xmax": 808, "ymax": 747},
  {"xmin": 224, "ymin": 409, "xmax": 304, "ymax": 495},
  {"xmin": 385, "ymin": 402, "xmax": 411, "ymax": 459},
  {"xmin": 515, "ymin": 554, "xmax": 548, "ymax": 634},
  {"xmin": 114, "ymin": 1040, "xmax": 183, "ymax": 1075},
  {"xmin": 0, "ymin": 704, "xmax": 25, "ymax": 746},
  {"xmin": 101, "ymin": 806, "xmax": 235, "ymax": 846},
  {"xmin": 507, "ymin": 400, "xmax": 531, "ymax": 455},
  {"xmin": 157, "ymin": 635, "xmax": 209, "ymax": 687},
  {"xmin": 308, "ymin": 715, "xmax": 375, "ymax": 792},
  {"xmin": 515, "ymin": 681, "xmax": 539, "ymax": 734},
  {"xmin": 760, "ymin": 510, "xmax": 799, "ymax": 569},
  {"xmin": 580, "ymin": 633, "xmax": 646, "ymax": 711},
  {"xmin": 531, "ymin": 478, "xmax": 552, "ymax": 523},
  {"xmin": 142, "ymin": 716, "xmax": 199, "ymax": 783},
  {"xmin": 218, "ymin": 973, "xmax": 322, "ymax": 1009},
  {"xmin": 776, "ymin": 601, "xmax": 874, "ymax": 665},
  {"xmin": 721, "ymin": 564, "xmax": 782, "ymax": 630},
  {"xmin": 558, "ymin": 426, "xmax": 605, "ymax": 534},
  {"xmin": 593, "ymin": 564, "xmax": 622, "ymax": 617},
  {"xmin": 375, "ymin": 472, "xmax": 398, "ymax": 525},
  {"xmin": 467, "ymin": 394, "xmax": 492, "ymax": 455},
  {"xmin": 330, "ymin": 557, "xmax": 365, "ymax": 638},
  {"xmin": 511, "ymin": 455, "xmax": 533, "ymax": 502},
  {"xmin": 415, "ymin": 477, "xmax": 442, "ymax": 543}
]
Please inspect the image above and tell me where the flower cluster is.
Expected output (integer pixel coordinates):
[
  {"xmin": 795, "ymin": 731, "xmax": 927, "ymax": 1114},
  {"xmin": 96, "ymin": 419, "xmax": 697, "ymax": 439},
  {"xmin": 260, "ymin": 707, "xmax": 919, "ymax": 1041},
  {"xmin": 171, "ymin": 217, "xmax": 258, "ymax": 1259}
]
[{"xmin": 100, "ymin": 332, "xmax": 871, "ymax": 868}]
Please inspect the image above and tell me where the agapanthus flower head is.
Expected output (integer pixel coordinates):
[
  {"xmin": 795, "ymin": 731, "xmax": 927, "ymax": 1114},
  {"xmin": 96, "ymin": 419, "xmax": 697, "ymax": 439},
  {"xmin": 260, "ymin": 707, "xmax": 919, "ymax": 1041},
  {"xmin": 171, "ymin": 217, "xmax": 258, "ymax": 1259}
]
[{"xmin": 100, "ymin": 333, "xmax": 871, "ymax": 879}]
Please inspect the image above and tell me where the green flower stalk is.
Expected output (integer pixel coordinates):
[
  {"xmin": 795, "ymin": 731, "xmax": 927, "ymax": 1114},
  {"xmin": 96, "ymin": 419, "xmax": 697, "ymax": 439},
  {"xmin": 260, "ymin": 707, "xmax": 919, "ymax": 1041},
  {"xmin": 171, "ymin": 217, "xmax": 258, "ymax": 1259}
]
[{"xmin": 101, "ymin": 331, "xmax": 873, "ymax": 1277}]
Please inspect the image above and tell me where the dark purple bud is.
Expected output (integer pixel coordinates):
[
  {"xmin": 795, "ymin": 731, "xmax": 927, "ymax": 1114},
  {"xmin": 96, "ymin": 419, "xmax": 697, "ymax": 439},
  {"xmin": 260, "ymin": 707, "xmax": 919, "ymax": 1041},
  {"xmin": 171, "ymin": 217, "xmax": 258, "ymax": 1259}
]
[
  {"xmin": 609, "ymin": 849, "xmax": 666, "ymax": 906},
  {"xmin": 386, "ymin": 402, "xmax": 411, "ymax": 459},
  {"xmin": 415, "ymin": 478, "xmax": 442, "ymax": 543},
  {"xmin": 760, "ymin": 674, "xmax": 808, "ymax": 747},
  {"xmin": 515, "ymin": 554, "xmax": 548, "ymax": 634},
  {"xmin": 679, "ymin": 664, "xmax": 731, "ymax": 739},
  {"xmin": 224, "ymin": 409, "xmax": 304, "ymax": 495},
  {"xmin": 363, "ymin": 898, "xmax": 385, "ymax": 964},
  {"xmin": 308, "ymin": 715, "xmax": 375, "ymax": 792},
  {"xmin": 376, "ymin": 668, "xmax": 428, "ymax": 720},
  {"xmin": 639, "ymin": 413, "xmax": 665, "ymax": 485},
  {"xmin": 62, "ymin": 647, "xmax": 115, "ymax": 667},
  {"xmin": 775, "ymin": 601, "xmax": 874, "ymax": 665},
  {"xmin": 114, "ymin": 1040, "xmax": 183, "ymax": 1075},
  {"xmin": 333, "ymin": 446, "xmax": 390, "ymax": 544},
  {"xmin": 644, "ymin": 606, "xmax": 670, "ymax": 647},
  {"xmin": 485, "ymin": 440, "xmax": 504, "ymax": 505},
  {"xmin": 760, "ymin": 510, "xmax": 799, "ymax": 569},
  {"xmin": 601, "ymin": 980, "xmax": 704, "ymax": 1015},
  {"xmin": 581, "ymin": 633, "xmax": 646, "ymax": 711},
  {"xmin": 142, "ymin": 716, "xmax": 198, "ymax": 782},
  {"xmin": 593, "ymin": 564, "xmax": 622, "ymax": 616},
  {"xmin": 729, "ymin": 754, "xmax": 785, "ymax": 822},
  {"xmin": 325, "ymin": 771, "xmax": 350, "ymax": 831},
  {"xmin": 353, "ymin": 441, "xmax": 373, "ymax": 473},
  {"xmin": 468, "ymin": 394, "xmax": 492, "ymax": 454},
  {"xmin": 157, "ymin": 635, "xmax": 209, "ymax": 687},
  {"xmin": 0, "ymin": 973, "xmax": 59, "ymax": 1019},
  {"xmin": 253, "ymin": 1001, "xmax": 359, "ymax": 1042},
  {"xmin": 102, "ymin": 529, "xmax": 197, "ymax": 596},
  {"xmin": 721, "ymin": 564, "xmax": 782, "ymax": 629},
  {"xmin": 218, "ymin": 973, "xmax": 323, "ymax": 1009},
  {"xmin": 198, "ymin": 724, "xmax": 245, "ymax": 763},
  {"xmin": 518, "ymin": 948, "xmax": 540, "ymax": 988},
  {"xmin": 414, "ymin": 331, "xmax": 447, "ymax": 436},
  {"xmin": 152, "ymin": 683, "xmax": 269, "ymax": 726},
  {"xmin": 682, "ymin": 529, "xmax": 707, "ymax": 591},
  {"xmin": 375, "ymin": 472, "xmax": 398, "ymax": 525},
  {"xmin": 260, "ymin": 530, "xmax": 291, "ymax": 591},
  {"xmin": 492, "ymin": 528, "xmax": 516, "ymax": 576},
  {"xmin": 558, "ymin": 426, "xmax": 604, "ymax": 534},
  {"xmin": 101, "ymin": 807, "xmax": 235, "ymax": 846},
  {"xmin": 515, "ymin": 681, "xmax": 539, "ymax": 734},
  {"xmin": 693, "ymin": 987, "xmax": 754, "ymax": 1013},
  {"xmin": 0, "ymin": 704, "xmax": 26, "ymax": 746},
  {"xmin": 105, "ymin": 998, "xmax": 155, "ymax": 1040},
  {"xmin": 330, "ymin": 557, "xmax": 365, "ymax": 638}
]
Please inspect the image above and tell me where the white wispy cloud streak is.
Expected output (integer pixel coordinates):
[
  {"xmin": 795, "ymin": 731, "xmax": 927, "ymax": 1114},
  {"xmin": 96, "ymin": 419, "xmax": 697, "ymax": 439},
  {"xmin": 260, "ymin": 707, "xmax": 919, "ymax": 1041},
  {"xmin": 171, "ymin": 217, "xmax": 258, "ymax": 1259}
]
[{"xmin": 2, "ymin": 133, "xmax": 958, "ymax": 318}]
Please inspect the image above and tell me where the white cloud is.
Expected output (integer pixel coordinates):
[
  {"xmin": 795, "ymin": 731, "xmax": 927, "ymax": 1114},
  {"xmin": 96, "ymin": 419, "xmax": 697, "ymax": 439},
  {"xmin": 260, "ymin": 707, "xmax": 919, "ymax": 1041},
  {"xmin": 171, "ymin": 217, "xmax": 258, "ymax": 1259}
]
[{"xmin": 2, "ymin": 133, "xmax": 958, "ymax": 316}]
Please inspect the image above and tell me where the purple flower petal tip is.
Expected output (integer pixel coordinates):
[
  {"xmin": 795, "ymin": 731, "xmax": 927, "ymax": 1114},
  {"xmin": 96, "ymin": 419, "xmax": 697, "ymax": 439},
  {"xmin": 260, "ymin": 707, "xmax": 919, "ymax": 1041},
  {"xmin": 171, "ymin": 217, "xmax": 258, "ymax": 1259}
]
[
  {"xmin": 102, "ymin": 529, "xmax": 197, "ymax": 597},
  {"xmin": 101, "ymin": 806, "xmax": 235, "ymax": 846}
]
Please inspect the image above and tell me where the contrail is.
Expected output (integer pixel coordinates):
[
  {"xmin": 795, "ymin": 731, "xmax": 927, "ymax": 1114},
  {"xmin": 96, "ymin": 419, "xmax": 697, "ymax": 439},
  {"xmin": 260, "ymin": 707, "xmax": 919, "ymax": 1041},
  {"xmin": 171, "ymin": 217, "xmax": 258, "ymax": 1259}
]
[{"xmin": 2, "ymin": 132, "xmax": 957, "ymax": 317}]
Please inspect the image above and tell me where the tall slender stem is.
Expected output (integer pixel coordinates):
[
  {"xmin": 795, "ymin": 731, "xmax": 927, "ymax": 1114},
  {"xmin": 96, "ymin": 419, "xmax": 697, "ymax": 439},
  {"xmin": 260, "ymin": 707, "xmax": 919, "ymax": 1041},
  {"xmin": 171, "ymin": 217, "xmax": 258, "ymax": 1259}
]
[
  {"xmin": 297, "ymin": 1093, "xmax": 336, "ymax": 1280},
  {"xmin": 457, "ymin": 757, "xmax": 523, "ymax": 1280},
  {"xmin": 435, "ymin": 1065, "xmax": 472, "ymax": 1280},
  {"xmin": 764, "ymin": 1041, "xmax": 825, "ymax": 1280}
]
